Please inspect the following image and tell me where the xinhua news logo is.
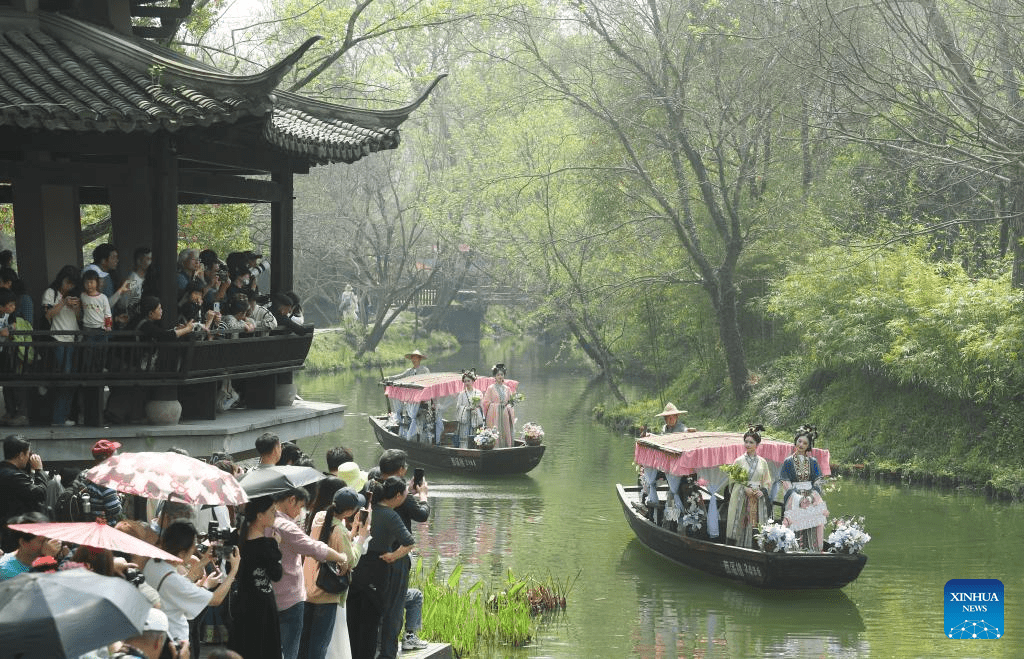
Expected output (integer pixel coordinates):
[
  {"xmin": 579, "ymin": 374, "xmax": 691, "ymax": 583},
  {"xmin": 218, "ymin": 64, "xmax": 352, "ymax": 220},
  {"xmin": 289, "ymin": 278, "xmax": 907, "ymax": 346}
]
[{"xmin": 945, "ymin": 579, "xmax": 1003, "ymax": 640}]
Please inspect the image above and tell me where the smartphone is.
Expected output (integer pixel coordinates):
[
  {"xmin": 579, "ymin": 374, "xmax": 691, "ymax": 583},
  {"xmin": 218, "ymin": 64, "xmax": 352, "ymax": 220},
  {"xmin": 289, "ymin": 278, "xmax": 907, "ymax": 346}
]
[
  {"xmin": 213, "ymin": 302, "xmax": 220, "ymax": 313},
  {"xmin": 413, "ymin": 468, "xmax": 424, "ymax": 488},
  {"xmin": 358, "ymin": 509, "xmax": 369, "ymax": 524}
]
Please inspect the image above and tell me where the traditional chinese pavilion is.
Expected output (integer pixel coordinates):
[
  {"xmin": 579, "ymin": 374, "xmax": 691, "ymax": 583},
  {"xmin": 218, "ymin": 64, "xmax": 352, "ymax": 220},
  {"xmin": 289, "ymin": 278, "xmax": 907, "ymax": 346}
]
[{"xmin": 0, "ymin": 0, "xmax": 441, "ymax": 457}]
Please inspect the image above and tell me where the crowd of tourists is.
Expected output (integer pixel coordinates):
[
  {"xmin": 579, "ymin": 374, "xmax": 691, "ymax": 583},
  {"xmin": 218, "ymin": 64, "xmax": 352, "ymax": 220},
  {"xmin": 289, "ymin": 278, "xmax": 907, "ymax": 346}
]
[
  {"xmin": 0, "ymin": 244, "xmax": 313, "ymax": 426},
  {"xmin": 0, "ymin": 432, "xmax": 433, "ymax": 659}
]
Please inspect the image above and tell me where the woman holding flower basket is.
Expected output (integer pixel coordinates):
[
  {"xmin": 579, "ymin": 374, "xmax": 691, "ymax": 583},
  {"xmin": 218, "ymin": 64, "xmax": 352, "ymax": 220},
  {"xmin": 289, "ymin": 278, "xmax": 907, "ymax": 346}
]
[
  {"xmin": 455, "ymin": 370, "xmax": 483, "ymax": 447},
  {"xmin": 725, "ymin": 425, "xmax": 773, "ymax": 548},
  {"xmin": 482, "ymin": 363, "xmax": 516, "ymax": 448}
]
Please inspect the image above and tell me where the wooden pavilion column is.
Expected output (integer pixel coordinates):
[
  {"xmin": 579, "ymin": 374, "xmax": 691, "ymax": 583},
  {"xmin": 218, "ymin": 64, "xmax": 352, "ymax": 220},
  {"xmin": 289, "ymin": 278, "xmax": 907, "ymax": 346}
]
[
  {"xmin": 11, "ymin": 172, "xmax": 82, "ymax": 313},
  {"xmin": 148, "ymin": 135, "xmax": 179, "ymax": 326},
  {"xmin": 270, "ymin": 170, "xmax": 294, "ymax": 295}
]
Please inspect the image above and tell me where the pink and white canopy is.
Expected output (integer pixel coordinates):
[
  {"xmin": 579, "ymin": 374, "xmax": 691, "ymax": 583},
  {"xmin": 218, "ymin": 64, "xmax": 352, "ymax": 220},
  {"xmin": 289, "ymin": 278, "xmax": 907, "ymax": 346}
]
[
  {"xmin": 634, "ymin": 431, "xmax": 831, "ymax": 477},
  {"xmin": 385, "ymin": 372, "xmax": 519, "ymax": 403}
]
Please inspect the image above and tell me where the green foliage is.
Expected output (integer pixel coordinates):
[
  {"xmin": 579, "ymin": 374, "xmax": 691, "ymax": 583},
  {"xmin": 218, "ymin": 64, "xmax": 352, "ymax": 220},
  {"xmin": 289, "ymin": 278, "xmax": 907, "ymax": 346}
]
[
  {"xmin": 767, "ymin": 242, "xmax": 1024, "ymax": 404},
  {"xmin": 177, "ymin": 204, "xmax": 255, "ymax": 256},
  {"xmin": 304, "ymin": 323, "xmax": 457, "ymax": 374},
  {"xmin": 410, "ymin": 558, "xmax": 540, "ymax": 655}
]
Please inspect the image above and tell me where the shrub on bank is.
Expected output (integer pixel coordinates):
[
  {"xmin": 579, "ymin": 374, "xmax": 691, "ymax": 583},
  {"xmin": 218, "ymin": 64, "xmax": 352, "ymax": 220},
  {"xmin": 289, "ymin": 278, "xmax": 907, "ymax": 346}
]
[{"xmin": 304, "ymin": 325, "xmax": 457, "ymax": 374}]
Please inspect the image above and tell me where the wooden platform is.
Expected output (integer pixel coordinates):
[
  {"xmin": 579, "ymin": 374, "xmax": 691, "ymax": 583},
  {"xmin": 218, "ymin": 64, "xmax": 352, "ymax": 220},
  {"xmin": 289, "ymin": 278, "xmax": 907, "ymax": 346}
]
[
  {"xmin": 11, "ymin": 400, "xmax": 346, "ymax": 466},
  {"xmin": 402, "ymin": 641, "xmax": 454, "ymax": 658}
]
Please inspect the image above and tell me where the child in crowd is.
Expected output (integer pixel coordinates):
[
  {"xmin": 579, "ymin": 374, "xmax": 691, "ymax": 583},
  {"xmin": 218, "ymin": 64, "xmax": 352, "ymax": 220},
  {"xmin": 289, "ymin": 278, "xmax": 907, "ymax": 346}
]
[{"xmin": 80, "ymin": 269, "xmax": 112, "ymax": 372}]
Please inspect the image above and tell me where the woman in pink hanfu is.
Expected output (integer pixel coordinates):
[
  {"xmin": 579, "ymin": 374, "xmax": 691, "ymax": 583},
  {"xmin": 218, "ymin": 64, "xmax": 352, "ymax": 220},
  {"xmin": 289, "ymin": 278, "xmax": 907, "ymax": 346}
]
[{"xmin": 481, "ymin": 363, "xmax": 515, "ymax": 448}]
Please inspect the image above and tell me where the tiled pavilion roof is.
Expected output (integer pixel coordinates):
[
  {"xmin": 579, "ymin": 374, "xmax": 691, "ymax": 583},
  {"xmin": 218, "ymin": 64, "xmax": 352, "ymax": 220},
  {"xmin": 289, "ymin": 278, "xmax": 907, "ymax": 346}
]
[{"xmin": 0, "ymin": 8, "xmax": 443, "ymax": 165}]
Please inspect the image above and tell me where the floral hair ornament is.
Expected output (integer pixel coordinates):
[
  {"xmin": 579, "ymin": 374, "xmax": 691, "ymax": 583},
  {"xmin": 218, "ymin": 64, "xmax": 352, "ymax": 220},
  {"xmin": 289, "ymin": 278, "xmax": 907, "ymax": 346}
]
[
  {"xmin": 461, "ymin": 369, "xmax": 477, "ymax": 382},
  {"xmin": 492, "ymin": 363, "xmax": 506, "ymax": 376}
]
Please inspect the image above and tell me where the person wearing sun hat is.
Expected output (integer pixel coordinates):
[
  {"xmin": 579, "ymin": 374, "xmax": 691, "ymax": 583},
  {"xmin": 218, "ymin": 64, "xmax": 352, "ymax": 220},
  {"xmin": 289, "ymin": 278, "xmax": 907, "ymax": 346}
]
[
  {"xmin": 386, "ymin": 350, "xmax": 430, "ymax": 439},
  {"xmin": 83, "ymin": 439, "xmax": 123, "ymax": 525},
  {"xmin": 655, "ymin": 402, "xmax": 689, "ymax": 434},
  {"xmin": 335, "ymin": 461, "xmax": 368, "ymax": 492}
]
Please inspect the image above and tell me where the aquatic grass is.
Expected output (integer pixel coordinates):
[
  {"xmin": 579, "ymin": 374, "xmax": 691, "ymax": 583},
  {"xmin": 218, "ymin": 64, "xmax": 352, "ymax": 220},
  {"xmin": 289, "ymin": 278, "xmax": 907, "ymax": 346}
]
[{"xmin": 411, "ymin": 559, "xmax": 575, "ymax": 656}]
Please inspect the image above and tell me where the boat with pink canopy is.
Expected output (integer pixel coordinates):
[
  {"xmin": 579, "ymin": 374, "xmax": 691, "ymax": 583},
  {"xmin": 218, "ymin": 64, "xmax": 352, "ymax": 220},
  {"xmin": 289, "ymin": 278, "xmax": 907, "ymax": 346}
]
[
  {"xmin": 384, "ymin": 372, "xmax": 518, "ymax": 402},
  {"xmin": 373, "ymin": 372, "xmax": 543, "ymax": 475},
  {"xmin": 617, "ymin": 430, "xmax": 865, "ymax": 589}
]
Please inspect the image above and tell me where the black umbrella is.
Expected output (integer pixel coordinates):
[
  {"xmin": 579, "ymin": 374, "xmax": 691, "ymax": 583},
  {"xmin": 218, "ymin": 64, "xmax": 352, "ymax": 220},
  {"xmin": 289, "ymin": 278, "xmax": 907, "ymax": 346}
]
[
  {"xmin": 0, "ymin": 568, "xmax": 151, "ymax": 659},
  {"xmin": 238, "ymin": 465, "xmax": 327, "ymax": 498}
]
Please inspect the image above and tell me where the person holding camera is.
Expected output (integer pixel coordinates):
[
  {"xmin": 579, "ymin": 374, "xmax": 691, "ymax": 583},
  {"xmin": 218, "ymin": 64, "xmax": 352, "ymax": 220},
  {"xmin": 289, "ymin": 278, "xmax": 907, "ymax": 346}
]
[
  {"xmin": 143, "ymin": 520, "xmax": 240, "ymax": 645},
  {"xmin": 41, "ymin": 265, "xmax": 82, "ymax": 426}
]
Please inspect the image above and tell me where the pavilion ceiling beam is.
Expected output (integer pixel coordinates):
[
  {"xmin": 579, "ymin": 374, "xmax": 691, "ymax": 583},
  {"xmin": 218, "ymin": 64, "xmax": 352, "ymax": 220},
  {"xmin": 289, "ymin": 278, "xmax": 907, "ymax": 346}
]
[{"xmin": 178, "ymin": 171, "xmax": 286, "ymax": 203}]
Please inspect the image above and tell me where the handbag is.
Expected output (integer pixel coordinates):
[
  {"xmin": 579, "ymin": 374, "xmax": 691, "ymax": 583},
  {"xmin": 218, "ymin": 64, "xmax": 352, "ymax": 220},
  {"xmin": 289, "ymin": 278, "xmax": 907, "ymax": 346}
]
[
  {"xmin": 314, "ymin": 511, "xmax": 349, "ymax": 594},
  {"xmin": 316, "ymin": 559, "xmax": 350, "ymax": 594}
]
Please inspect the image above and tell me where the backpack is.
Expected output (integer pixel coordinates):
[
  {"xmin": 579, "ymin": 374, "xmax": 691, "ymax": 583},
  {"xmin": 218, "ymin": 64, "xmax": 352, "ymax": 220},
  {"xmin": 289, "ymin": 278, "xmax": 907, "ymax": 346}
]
[{"xmin": 53, "ymin": 472, "xmax": 95, "ymax": 522}]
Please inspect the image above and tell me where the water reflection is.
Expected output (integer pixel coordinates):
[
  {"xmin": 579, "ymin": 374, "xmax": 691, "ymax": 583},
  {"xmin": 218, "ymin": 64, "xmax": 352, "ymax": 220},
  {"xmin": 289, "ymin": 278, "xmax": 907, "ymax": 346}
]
[
  {"xmin": 619, "ymin": 538, "xmax": 867, "ymax": 658},
  {"xmin": 296, "ymin": 341, "xmax": 1024, "ymax": 658}
]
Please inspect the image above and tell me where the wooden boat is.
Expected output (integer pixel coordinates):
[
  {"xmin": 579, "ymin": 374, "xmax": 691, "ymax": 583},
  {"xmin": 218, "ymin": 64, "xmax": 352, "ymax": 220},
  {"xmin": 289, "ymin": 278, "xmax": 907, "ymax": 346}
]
[
  {"xmin": 617, "ymin": 484, "xmax": 866, "ymax": 589},
  {"xmin": 369, "ymin": 415, "xmax": 545, "ymax": 475},
  {"xmin": 618, "ymin": 430, "xmax": 867, "ymax": 589}
]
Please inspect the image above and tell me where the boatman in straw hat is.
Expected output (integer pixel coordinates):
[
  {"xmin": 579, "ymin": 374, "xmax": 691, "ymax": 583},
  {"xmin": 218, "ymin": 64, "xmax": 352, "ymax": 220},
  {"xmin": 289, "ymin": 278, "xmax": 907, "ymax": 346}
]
[
  {"xmin": 642, "ymin": 403, "xmax": 691, "ymax": 525},
  {"xmin": 387, "ymin": 350, "xmax": 431, "ymax": 440},
  {"xmin": 656, "ymin": 402, "xmax": 689, "ymax": 434}
]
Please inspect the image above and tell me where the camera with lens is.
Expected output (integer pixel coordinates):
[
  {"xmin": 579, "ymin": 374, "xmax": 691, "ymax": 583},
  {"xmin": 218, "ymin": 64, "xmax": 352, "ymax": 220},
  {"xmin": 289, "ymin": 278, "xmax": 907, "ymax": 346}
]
[
  {"xmin": 122, "ymin": 567, "xmax": 145, "ymax": 586},
  {"xmin": 206, "ymin": 521, "xmax": 238, "ymax": 558}
]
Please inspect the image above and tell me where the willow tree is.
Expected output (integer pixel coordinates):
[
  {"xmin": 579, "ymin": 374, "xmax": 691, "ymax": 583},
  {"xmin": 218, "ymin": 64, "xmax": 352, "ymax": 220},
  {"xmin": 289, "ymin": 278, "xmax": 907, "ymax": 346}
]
[{"xmin": 498, "ymin": 0, "xmax": 811, "ymax": 403}]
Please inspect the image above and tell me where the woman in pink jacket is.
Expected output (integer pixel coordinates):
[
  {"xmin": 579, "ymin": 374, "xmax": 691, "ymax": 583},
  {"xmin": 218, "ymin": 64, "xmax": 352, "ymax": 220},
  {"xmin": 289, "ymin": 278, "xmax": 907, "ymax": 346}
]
[{"xmin": 481, "ymin": 363, "xmax": 515, "ymax": 448}]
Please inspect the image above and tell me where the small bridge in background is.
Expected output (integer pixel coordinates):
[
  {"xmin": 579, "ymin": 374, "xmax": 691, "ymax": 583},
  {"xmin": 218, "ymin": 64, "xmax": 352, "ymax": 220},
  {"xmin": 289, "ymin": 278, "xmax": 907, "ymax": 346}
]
[{"xmin": 412, "ymin": 285, "xmax": 529, "ymax": 342}]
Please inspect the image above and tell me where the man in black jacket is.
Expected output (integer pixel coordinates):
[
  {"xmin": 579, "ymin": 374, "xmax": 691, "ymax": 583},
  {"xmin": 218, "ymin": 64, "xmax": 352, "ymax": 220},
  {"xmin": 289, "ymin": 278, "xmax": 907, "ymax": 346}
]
[{"xmin": 0, "ymin": 434, "xmax": 47, "ymax": 522}]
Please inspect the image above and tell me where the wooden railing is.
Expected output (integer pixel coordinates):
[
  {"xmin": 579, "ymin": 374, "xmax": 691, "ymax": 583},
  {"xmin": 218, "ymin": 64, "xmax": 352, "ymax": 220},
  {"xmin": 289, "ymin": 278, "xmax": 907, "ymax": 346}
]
[{"xmin": 0, "ymin": 329, "xmax": 314, "ymax": 425}]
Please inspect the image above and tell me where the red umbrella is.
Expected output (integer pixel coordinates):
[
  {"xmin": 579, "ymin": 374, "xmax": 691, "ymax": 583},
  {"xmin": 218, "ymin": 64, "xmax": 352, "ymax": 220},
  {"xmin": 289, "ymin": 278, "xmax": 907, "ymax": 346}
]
[
  {"xmin": 84, "ymin": 451, "xmax": 248, "ymax": 505},
  {"xmin": 7, "ymin": 521, "xmax": 182, "ymax": 562}
]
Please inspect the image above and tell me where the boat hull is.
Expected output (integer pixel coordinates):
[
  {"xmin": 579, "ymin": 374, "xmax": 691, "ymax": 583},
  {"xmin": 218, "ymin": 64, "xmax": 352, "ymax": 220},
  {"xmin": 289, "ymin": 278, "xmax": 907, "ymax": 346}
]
[
  {"xmin": 616, "ymin": 484, "xmax": 867, "ymax": 589},
  {"xmin": 369, "ymin": 416, "xmax": 546, "ymax": 475}
]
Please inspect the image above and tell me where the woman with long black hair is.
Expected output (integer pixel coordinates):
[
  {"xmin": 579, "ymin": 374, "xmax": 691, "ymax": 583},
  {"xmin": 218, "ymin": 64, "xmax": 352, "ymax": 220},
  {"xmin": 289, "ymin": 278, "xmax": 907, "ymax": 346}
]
[{"xmin": 228, "ymin": 495, "xmax": 284, "ymax": 659}]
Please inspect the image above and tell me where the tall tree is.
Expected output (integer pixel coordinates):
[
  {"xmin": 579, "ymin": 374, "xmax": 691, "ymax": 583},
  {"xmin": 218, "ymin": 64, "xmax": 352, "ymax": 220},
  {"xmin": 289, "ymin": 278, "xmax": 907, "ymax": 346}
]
[{"xmin": 497, "ymin": 0, "xmax": 811, "ymax": 403}]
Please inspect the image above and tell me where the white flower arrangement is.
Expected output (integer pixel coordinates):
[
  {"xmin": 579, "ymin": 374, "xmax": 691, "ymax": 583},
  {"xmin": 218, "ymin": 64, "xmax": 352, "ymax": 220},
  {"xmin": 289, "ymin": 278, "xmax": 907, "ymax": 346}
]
[
  {"xmin": 469, "ymin": 392, "xmax": 482, "ymax": 407},
  {"xmin": 474, "ymin": 427, "xmax": 499, "ymax": 448},
  {"xmin": 680, "ymin": 503, "xmax": 706, "ymax": 533},
  {"xmin": 826, "ymin": 516, "xmax": 871, "ymax": 554},
  {"xmin": 521, "ymin": 422, "xmax": 544, "ymax": 440},
  {"xmin": 755, "ymin": 519, "xmax": 799, "ymax": 553}
]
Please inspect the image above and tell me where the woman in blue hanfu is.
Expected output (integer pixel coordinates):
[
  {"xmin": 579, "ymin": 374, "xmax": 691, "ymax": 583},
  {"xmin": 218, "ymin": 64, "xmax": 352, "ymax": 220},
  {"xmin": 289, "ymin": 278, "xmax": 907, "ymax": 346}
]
[
  {"xmin": 725, "ymin": 425, "xmax": 773, "ymax": 548},
  {"xmin": 778, "ymin": 425, "xmax": 829, "ymax": 551}
]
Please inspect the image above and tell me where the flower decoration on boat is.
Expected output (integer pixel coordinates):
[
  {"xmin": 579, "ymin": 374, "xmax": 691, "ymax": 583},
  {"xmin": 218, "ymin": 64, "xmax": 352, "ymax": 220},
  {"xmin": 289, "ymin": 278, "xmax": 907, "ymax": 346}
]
[
  {"xmin": 680, "ymin": 502, "xmax": 706, "ymax": 533},
  {"xmin": 720, "ymin": 463, "xmax": 749, "ymax": 484},
  {"xmin": 521, "ymin": 422, "xmax": 544, "ymax": 445},
  {"xmin": 826, "ymin": 516, "xmax": 871, "ymax": 554},
  {"xmin": 755, "ymin": 520, "xmax": 798, "ymax": 553},
  {"xmin": 474, "ymin": 427, "xmax": 499, "ymax": 449}
]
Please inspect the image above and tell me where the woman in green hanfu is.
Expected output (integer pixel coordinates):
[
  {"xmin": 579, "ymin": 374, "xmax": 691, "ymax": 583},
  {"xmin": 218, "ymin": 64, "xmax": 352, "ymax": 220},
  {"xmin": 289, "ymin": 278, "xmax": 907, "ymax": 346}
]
[{"xmin": 725, "ymin": 425, "xmax": 773, "ymax": 548}]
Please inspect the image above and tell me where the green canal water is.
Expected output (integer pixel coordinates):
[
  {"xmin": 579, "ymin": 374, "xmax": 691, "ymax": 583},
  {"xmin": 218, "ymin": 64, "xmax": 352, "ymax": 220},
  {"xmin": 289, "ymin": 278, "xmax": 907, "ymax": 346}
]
[{"xmin": 295, "ymin": 342, "xmax": 1022, "ymax": 658}]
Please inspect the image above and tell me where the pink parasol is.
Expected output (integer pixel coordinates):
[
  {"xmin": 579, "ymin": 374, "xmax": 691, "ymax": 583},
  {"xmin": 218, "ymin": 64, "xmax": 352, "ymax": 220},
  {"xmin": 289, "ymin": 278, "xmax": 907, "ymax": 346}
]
[
  {"xmin": 84, "ymin": 451, "xmax": 248, "ymax": 505},
  {"xmin": 7, "ymin": 521, "xmax": 182, "ymax": 562},
  {"xmin": 634, "ymin": 431, "xmax": 831, "ymax": 477},
  {"xmin": 385, "ymin": 371, "xmax": 519, "ymax": 403}
]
